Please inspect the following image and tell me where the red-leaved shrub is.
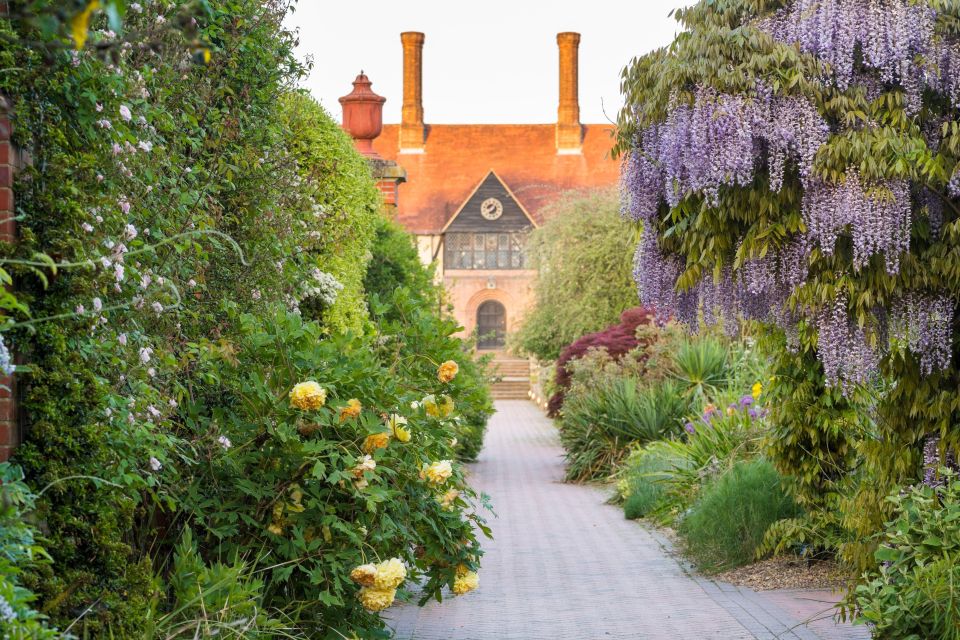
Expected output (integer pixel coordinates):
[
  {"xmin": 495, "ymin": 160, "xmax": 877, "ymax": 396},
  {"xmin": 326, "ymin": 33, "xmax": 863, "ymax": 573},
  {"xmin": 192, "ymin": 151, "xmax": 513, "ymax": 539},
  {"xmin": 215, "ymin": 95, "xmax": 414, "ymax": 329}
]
[{"xmin": 547, "ymin": 307, "xmax": 656, "ymax": 416}]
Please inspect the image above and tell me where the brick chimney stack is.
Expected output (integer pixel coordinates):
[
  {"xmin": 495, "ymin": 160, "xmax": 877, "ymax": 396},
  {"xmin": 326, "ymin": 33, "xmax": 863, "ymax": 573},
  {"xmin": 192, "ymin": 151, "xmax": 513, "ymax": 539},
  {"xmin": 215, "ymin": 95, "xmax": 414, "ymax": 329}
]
[
  {"xmin": 400, "ymin": 31, "xmax": 426, "ymax": 152},
  {"xmin": 556, "ymin": 32, "xmax": 583, "ymax": 154}
]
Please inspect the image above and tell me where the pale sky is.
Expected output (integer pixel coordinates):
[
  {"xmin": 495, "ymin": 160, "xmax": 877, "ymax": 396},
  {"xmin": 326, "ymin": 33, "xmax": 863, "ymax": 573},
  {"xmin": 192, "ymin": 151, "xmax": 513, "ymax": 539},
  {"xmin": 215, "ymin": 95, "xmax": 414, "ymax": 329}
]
[{"xmin": 286, "ymin": 1, "xmax": 692, "ymax": 125}]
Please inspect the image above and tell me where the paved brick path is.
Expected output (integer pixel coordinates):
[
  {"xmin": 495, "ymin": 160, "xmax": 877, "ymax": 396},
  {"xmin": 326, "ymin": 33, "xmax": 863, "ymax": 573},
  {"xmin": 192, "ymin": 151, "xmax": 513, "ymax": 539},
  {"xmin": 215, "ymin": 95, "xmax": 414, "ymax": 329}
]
[{"xmin": 389, "ymin": 401, "xmax": 871, "ymax": 640}]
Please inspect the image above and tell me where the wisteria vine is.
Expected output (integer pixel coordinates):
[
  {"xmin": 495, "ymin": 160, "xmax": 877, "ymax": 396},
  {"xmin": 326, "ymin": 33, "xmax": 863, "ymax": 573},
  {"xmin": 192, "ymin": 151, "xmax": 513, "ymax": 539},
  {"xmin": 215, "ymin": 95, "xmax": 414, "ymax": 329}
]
[{"xmin": 622, "ymin": 0, "xmax": 960, "ymax": 392}]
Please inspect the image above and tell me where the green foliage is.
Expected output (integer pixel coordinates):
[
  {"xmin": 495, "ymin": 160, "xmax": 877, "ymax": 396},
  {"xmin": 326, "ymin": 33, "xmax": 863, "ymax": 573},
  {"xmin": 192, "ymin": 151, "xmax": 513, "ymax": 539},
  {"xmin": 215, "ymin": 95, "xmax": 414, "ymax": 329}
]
[
  {"xmin": 759, "ymin": 337, "xmax": 883, "ymax": 572},
  {"xmin": 364, "ymin": 215, "xmax": 437, "ymax": 316},
  {"xmin": 559, "ymin": 376, "xmax": 690, "ymax": 482},
  {"xmin": 853, "ymin": 474, "xmax": 960, "ymax": 639},
  {"xmin": 670, "ymin": 335, "xmax": 732, "ymax": 401},
  {"xmin": 169, "ymin": 304, "xmax": 487, "ymax": 635},
  {"xmin": 680, "ymin": 459, "xmax": 803, "ymax": 573},
  {"xmin": 280, "ymin": 92, "xmax": 380, "ymax": 334},
  {"xmin": 3, "ymin": 1, "xmax": 321, "ymax": 630},
  {"xmin": 0, "ymin": 464, "xmax": 62, "ymax": 639},
  {"xmin": 151, "ymin": 529, "xmax": 301, "ymax": 639},
  {"xmin": 0, "ymin": 1, "xmax": 492, "ymax": 636},
  {"xmin": 617, "ymin": 0, "xmax": 960, "ymax": 578},
  {"xmin": 620, "ymin": 394, "xmax": 765, "ymax": 522},
  {"xmin": 622, "ymin": 445, "xmax": 688, "ymax": 521},
  {"xmin": 514, "ymin": 190, "xmax": 640, "ymax": 361},
  {"xmin": 365, "ymin": 220, "xmax": 494, "ymax": 462}
]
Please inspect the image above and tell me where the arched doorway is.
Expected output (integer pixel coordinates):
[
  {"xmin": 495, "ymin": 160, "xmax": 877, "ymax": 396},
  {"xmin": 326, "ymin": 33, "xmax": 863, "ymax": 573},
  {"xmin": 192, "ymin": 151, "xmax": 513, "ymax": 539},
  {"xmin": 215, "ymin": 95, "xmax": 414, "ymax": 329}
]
[{"xmin": 477, "ymin": 300, "xmax": 506, "ymax": 350}]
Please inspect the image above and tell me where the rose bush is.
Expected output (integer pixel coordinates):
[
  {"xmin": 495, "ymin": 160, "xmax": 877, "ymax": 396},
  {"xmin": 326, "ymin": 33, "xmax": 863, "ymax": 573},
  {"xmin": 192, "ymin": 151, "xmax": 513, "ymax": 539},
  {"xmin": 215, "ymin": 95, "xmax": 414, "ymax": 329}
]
[
  {"xmin": 1, "ymin": 1, "xmax": 492, "ymax": 636},
  {"xmin": 168, "ymin": 306, "xmax": 489, "ymax": 635}
]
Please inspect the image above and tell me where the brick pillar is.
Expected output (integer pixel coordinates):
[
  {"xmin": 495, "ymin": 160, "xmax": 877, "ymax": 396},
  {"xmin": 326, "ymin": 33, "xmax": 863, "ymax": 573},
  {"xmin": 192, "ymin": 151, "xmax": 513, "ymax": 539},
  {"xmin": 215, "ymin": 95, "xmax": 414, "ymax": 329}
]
[
  {"xmin": 369, "ymin": 159, "xmax": 406, "ymax": 210},
  {"xmin": 0, "ymin": 57, "xmax": 17, "ymax": 461}
]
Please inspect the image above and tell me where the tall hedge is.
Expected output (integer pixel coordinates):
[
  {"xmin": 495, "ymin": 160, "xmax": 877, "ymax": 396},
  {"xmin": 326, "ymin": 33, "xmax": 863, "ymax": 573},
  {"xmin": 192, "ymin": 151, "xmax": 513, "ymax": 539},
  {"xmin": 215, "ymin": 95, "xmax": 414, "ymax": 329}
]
[
  {"xmin": 1, "ymin": 1, "xmax": 438, "ymax": 634},
  {"xmin": 514, "ymin": 189, "xmax": 639, "ymax": 362}
]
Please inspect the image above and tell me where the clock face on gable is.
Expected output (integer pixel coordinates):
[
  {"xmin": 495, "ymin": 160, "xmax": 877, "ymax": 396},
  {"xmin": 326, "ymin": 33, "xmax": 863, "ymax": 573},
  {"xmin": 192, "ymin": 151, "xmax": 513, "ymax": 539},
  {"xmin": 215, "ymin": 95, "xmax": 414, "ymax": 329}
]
[
  {"xmin": 446, "ymin": 171, "xmax": 534, "ymax": 233},
  {"xmin": 480, "ymin": 197, "xmax": 504, "ymax": 221}
]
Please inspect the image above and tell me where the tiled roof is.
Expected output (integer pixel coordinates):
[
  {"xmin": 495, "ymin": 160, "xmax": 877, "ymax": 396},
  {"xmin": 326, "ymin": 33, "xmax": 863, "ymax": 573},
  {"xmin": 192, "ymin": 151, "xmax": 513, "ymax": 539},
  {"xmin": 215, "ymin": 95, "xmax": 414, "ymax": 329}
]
[{"xmin": 371, "ymin": 124, "xmax": 620, "ymax": 234}]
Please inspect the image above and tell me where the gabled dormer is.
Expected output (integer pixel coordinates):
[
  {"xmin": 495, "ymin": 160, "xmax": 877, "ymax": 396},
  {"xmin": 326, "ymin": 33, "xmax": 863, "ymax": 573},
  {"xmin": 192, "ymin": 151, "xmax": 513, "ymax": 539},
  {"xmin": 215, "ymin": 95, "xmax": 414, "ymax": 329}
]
[{"xmin": 442, "ymin": 171, "xmax": 537, "ymax": 271}]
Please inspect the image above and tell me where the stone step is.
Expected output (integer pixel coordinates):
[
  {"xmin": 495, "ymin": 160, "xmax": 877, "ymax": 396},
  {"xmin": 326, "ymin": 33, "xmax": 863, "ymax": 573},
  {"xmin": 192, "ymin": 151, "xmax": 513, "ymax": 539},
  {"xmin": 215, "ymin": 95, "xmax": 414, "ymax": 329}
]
[
  {"xmin": 489, "ymin": 356, "xmax": 531, "ymax": 400},
  {"xmin": 491, "ymin": 364, "xmax": 531, "ymax": 376},
  {"xmin": 491, "ymin": 381, "xmax": 530, "ymax": 400}
]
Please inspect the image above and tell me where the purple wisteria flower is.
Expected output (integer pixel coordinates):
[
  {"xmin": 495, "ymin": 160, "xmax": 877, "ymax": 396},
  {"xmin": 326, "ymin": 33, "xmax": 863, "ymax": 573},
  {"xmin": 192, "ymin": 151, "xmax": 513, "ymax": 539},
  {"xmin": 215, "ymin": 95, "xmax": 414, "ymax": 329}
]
[{"xmin": 623, "ymin": 1, "xmax": 960, "ymax": 392}]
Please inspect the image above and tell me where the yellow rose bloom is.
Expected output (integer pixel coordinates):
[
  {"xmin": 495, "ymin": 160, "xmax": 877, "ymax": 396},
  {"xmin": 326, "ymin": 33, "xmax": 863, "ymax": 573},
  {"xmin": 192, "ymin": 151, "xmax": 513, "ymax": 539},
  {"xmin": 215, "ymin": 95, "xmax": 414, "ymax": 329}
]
[
  {"xmin": 440, "ymin": 395, "xmax": 455, "ymax": 417},
  {"xmin": 388, "ymin": 414, "xmax": 411, "ymax": 442},
  {"xmin": 289, "ymin": 381, "xmax": 326, "ymax": 410},
  {"xmin": 423, "ymin": 394, "xmax": 455, "ymax": 418},
  {"xmin": 438, "ymin": 360, "xmax": 459, "ymax": 383},
  {"xmin": 422, "ymin": 394, "xmax": 439, "ymax": 417},
  {"xmin": 352, "ymin": 455, "xmax": 376, "ymax": 480},
  {"xmin": 439, "ymin": 488, "xmax": 460, "ymax": 510},
  {"xmin": 339, "ymin": 398, "xmax": 362, "ymax": 422},
  {"xmin": 374, "ymin": 557, "xmax": 407, "ymax": 589},
  {"xmin": 358, "ymin": 586, "xmax": 396, "ymax": 612},
  {"xmin": 350, "ymin": 563, "xmax": 377, "ymax": 587},
  {"xmin": 363, "ymin": 431, "xmax": 391, "ymax": 453},
  {"xmin": 453, "ymin": 571, "xmax": 479, "ymax": 595},
  {"xmin": 351, "ymin": 455, "xmax": 377, "ymax": 489},
  {"xmin": 752, "ymin": 381, "xmax": 763, "ymax": 399},
  {"xmin": 422, "ymin": 460, "xmax": 454, "ymax": 485}
]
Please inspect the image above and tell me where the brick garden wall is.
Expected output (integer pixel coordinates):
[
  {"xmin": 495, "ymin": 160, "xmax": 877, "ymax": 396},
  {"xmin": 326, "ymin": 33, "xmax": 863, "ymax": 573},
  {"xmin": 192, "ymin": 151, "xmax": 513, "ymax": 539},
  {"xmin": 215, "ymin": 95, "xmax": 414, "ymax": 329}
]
[{"xmin": 0, "ymin": 0, "xmax": 17, "ymax": 461}]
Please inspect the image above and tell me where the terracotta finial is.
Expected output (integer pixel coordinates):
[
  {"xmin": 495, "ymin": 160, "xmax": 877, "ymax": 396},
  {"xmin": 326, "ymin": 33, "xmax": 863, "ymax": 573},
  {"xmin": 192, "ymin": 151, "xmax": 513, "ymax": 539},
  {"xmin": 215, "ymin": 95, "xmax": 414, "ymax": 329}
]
[{"xmin": 339, "ymin": 72, "xmax": 386, "ymax": 158}]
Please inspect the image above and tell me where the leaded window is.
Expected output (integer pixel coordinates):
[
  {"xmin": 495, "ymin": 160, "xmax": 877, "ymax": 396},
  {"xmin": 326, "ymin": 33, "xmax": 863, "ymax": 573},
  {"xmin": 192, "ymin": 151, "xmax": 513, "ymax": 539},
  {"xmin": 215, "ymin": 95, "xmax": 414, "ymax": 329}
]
[{"xmin": 444, "ymin": 232, "xmax": 526, "ymax": 270}]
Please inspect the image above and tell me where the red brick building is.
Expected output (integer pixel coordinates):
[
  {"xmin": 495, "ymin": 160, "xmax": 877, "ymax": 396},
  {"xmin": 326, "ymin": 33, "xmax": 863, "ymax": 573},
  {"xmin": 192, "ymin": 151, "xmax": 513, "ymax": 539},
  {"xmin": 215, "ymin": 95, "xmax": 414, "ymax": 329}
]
[{"xmin": 342, "ymin": 32, "xmax": 619, "ymax": 350}]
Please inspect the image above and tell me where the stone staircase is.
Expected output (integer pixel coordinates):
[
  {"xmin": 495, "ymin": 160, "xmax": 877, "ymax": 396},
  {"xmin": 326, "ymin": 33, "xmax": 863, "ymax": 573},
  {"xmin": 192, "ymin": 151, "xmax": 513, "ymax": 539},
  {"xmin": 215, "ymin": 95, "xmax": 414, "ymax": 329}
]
[{"xmin": 488, "ymin": 354, "xmax": 531, "ymax": 400}]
